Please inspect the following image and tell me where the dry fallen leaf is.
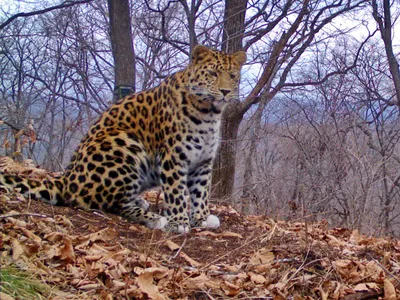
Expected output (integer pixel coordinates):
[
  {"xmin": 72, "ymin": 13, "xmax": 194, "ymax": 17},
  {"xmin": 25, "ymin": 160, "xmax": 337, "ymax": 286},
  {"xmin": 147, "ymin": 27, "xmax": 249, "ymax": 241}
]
[
  {"xmin": 180, "ymin": 252, "xmax": 202, "ymax": 267},
  {"xmin": 317, "ymin": 286, "xmax": 329, "ymax": 300},
  {"xmin": 21, "ymin": 228, "xmax": 42, "ymax": 244},
  {"xmin": 11, "ymin": 238, "xmax": 24, "ymax": 261},
  {"xmin": 136, "ymin": 269, "xmax": 167, "ymax": 300},
  {"xmin": 44, "ymin": 232, "xmax": 65, "ymax": 242},
  {"xmin": 220, "ymin": 231, "xmax": 243, "ymax": 238},
  {"xmin": 222, "ymin": 264, "xmax": 240, "ymax": 273},
  {"xmin": 249, "ymin": 272, "xmax": 266, "ymax": 284},
  {"xmin": 54, "ymin": 215, "xmax": 74, "ymax": 227},
  {"xmin": 119, "ymin": 286, "xmax": 143, "ymax": 298},
  {"xmin": 382, "ymin": 252, "xmax": 391, "ymax": 266},
  {"xmin": 59, "ymin": 237, "xmax": 75, "ymax": 263},
  {"xmin": 354, "ymin": 282, "xmax": 380, "ymax": 292},
  {"xmin": 332, "ymin": 260, "xmax": 362, "ymax": 283},
  {"xmin": 325, "ymin": 234, "xmax": 346, "ymax": 247},
  {"xmin": 220, "ymin": 280, "xmax": 241, "ymax": 296},
  {"xmin": 195, "ymin": 230, "xmax": 243, "ymax": 239},
  {"xmin": 164, "ymin": 240, "xmax": 180, "ymax": 251},
  {"xmin": 78, "ymin": 283, "xmax": 102, "ymax": 290},
  {"xmin": 348, "ymin": 229, "xmax": 361, "ymax": 245},
  {"xmin": 195, "ymin": 230, "xmax": 219, "ymax": 237},
  {"xmin": 249, "ymin": 247, "xmax": 274, "ymax": 265},
  {"xmin": 354, "ymin": 283, "xmax": 369, "ymax": 292},
  {"xmin": 134, "ymin": 267, "xmax": 169, "ymax": 281},
  {"xmin": 4, "ymin": 215, "xmax": 27, "ymax": 227},
  {"xmin": 183, "ymin": 273, "xmax": 211, "ymax": 290},
  {"xmin": 84, "ymin": 255, "xmax": 103, "ymax": 262},
  {"xmin": 365, "ymin": 261, "xmax": 385, "ymax": 282},
  {"xmin": 383, "ymin": 278, "xmax": 396, "ymax": 300}
]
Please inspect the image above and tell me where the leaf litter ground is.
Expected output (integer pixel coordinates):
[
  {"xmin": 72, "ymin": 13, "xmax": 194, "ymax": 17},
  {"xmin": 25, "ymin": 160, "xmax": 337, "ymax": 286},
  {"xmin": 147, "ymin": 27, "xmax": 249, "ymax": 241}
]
[{"xmin": 0, "ymin": 158, "xmax": 400, "ymax": 299}]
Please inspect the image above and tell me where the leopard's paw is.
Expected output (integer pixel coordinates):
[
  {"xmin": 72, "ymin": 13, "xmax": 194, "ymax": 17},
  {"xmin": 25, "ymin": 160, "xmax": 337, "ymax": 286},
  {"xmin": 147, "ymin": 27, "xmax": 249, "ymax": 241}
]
[
  {"xmin": 191, "ymin": 214, "xmax": 220, "ymax": 229},
  {"xmin": 146, "ymin": 216, "xmax": 168, "ymax": 230},
  {"xmin": 204, "ymin": 214, "xmax": 220, "ymax": 229},
  {"xmin": 162, "ymin": 222, "xmax": 190, "ymax": 234}
]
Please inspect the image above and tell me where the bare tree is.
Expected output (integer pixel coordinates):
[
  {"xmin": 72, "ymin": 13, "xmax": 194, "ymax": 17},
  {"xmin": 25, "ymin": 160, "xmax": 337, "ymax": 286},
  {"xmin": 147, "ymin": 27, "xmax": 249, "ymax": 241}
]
[{"xmin": 217, "ymin": 0, "xmax": 370, "ymax": 198}]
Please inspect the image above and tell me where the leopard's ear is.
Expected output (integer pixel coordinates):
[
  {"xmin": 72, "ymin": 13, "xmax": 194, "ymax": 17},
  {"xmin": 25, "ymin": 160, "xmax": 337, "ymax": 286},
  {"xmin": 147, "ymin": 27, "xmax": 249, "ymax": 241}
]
[
  {"xmin": 192, "ymin": 45, "xmax": 211, "ymax": 63},
  {"xmin": 232, "ymin": 51, "xmax": 247, "ymax": 67}
]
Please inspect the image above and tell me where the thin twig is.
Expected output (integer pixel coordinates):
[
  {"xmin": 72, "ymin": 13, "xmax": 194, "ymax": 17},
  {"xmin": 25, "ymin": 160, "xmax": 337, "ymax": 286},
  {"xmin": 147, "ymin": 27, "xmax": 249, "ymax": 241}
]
[
  {"xmin": 0, "ymin": 213, "xmax": 52, "ymax": 220},
  {"xmin": 170, "ymin": 237, "xmax": 187, "ymax": 260},
  {"xmin": 0, "ymin": 0, "xmax": 94, "ymax": 30}
]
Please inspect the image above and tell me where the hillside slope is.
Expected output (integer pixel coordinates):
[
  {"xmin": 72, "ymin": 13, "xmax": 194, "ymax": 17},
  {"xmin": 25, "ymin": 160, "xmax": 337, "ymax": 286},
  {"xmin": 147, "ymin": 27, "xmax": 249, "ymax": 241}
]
[{"xmin": 0, "ymin": 158, "xmax": 399, "ymax": 299}]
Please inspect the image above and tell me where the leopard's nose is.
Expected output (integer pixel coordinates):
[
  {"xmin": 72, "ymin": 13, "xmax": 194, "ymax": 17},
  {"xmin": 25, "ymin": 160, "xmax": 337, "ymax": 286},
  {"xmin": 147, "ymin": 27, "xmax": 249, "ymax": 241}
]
[{"xmin": 220, "ymin": 89, "xmax": 230, "ymax": 96}]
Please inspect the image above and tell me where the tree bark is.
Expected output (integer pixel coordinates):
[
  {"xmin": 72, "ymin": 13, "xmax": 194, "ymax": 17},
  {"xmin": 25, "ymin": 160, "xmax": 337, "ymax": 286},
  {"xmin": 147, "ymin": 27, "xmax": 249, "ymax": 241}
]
[
  {"xmin": 212, "ymin": 0, "xmax": 247, "ymax": 199},
  {"xmin": 242, "ymin": 100, "xmax": 267, "ymax": 198},
  {"xmin": 212, "ymin": 109, "xmax": 243, "ymax": 198},
  {"xmin": 221, "ymin": 0, "xmax": 247, "ymax": 53},
  {"xmin": 107, "ymin": 0, "xmax": 136, "ymax": 101}
]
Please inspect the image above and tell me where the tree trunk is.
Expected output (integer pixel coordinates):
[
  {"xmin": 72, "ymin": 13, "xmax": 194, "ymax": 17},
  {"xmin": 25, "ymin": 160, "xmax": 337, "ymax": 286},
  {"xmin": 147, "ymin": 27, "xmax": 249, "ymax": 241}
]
[
  {"xmin": 212, "ymin": 0, "xmax": 247, "ymax": 199},
  {"xmin": 372, "ymin": 0, "xmax": 400, "ymax": 108},
  {"xmin": 107, "ymin": 0, "xmax": 136, "ymax": 101},
  {"xmin": 221, "ymin": 0, "xmax": 247, "ymax": 53},
  {"xmin": 242, "ymin": 101, "xmax": 266, "ymax": 197},
  {"xmin": 212, "ymin": 109, "xmax": 242, "ymax": 199}
]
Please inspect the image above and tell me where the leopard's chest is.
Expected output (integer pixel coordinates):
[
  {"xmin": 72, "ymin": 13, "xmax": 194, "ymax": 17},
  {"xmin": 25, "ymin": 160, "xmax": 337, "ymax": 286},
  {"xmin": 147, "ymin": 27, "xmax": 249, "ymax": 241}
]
[{"xmin": 183, "ymin": 121, "xmax": 221, "ymax": 169}]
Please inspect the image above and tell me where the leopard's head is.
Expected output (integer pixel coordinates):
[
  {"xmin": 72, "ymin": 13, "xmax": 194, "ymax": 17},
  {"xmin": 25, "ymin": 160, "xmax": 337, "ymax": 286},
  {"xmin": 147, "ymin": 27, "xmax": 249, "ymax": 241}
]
[{"xmin": 187, "ymin": 45, "xmax": 247, "ymax": 108}]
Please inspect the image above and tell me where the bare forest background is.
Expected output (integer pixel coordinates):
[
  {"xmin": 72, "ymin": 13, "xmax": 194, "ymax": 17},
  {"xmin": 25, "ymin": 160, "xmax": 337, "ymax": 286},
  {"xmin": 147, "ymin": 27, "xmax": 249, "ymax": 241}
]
[{"xmin": 1, "ymin": 0, "xmax": 400, "ymax": 237}]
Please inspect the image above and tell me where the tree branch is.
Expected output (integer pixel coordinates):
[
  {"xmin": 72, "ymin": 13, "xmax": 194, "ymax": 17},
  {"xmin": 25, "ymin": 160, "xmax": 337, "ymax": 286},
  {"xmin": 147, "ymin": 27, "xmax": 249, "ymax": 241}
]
[
  {"xmin": 0, "ymin": 0, "xmax": 94, "ymax": 31},
  {"xmin": 371, "ymin": 0, "xmax": 400, "ymax": 107}
]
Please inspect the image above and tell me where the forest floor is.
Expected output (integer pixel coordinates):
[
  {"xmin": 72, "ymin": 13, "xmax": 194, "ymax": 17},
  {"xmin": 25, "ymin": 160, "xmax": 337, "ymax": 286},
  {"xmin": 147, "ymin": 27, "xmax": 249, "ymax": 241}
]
[{"xmin": 0, "ymin": 157, "xmax": 400, "ymax": 299}]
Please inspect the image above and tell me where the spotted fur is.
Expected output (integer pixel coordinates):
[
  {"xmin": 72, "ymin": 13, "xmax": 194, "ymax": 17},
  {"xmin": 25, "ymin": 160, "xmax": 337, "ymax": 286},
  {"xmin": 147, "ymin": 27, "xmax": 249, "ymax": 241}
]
[{"xmin": 0, "ymin": 45, "xmax": 247, "ymax": 233}]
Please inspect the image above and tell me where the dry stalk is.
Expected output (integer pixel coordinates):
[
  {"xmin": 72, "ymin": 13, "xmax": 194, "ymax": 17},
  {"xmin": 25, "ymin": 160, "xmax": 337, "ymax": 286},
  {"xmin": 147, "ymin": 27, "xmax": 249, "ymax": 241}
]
[
  {"xmin": 0, "ymin": 213, "xmax": 51, "ymax": 219},
  {"xmin": 170, "ymin": 237, "xmax": 187, "ymax": 260}
]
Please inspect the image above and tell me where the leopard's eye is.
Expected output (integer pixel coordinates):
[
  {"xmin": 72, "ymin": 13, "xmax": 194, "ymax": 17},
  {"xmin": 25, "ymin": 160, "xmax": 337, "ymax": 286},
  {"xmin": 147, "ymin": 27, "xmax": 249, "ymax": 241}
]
[
  {"xmin": 208, "ymin": 70, "xmax": 218, "ymax": 77},
  {"xmin": 230, "ymin": 73, "xmax": 237, "ymax": 79}
]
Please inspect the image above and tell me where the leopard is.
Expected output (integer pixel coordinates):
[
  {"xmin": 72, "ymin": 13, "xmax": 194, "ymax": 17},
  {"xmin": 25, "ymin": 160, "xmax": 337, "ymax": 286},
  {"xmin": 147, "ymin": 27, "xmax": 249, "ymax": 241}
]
[{"xmin": 0, "ymin": 45, "xmax": 247, "ymax": 233}]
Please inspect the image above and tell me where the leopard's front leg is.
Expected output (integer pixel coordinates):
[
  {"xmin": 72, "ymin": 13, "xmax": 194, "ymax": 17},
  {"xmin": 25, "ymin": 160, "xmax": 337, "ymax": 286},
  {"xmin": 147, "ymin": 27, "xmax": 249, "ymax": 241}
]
[
  {"xmin": 187, "ymin": 159, "xmax": 220, "ymax": 229},
  {"xmin": 160, "ymin": 152, "xmax": 191, "ymax": 234}
]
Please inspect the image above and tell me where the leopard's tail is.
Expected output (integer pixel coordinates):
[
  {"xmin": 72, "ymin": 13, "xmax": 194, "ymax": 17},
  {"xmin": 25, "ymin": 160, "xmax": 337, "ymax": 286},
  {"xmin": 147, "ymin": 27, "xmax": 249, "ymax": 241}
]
[{"xmin": 0, "ymin": 173, "xmax": 65, "ymax": 205}]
